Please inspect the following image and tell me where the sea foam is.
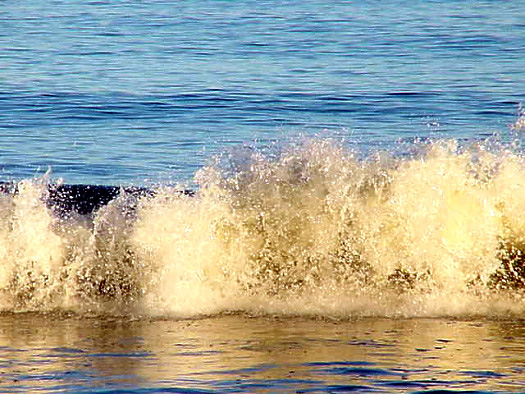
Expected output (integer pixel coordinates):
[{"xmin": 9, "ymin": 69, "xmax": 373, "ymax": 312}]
[{"xmin": 2, "ymin": 138, "xmax": 525, "ymax": 318}]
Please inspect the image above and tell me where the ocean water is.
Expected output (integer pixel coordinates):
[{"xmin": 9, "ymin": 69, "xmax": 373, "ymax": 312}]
[{"xmin": 1, "ymin": 0, "xmax": 525, "ymax": 392}]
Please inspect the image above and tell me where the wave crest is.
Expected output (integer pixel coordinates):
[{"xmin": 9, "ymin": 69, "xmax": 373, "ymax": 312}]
[{"xmin": 3, "ymin": 139, "xmax": 525, "ymax": 317}]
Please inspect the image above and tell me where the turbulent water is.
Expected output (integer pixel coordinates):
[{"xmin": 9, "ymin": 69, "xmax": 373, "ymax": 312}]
[{"xmin": 4, "ymin": 136, "xmax": 525, "ymax": 318}]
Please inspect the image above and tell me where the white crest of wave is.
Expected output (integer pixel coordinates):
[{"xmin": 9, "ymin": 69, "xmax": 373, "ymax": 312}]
[
  {"xmin": 131, "ymin": 139, "xmax": 525, "ymax": 317},
  {"xmin": 3, "ymin": 138, "xmax": 525, "ymax": 317}
]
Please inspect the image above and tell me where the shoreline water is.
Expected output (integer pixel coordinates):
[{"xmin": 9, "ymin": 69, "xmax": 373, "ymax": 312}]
[{"xmin": 2, "ymin": 313, "xmax": 525, "ymax": 393}]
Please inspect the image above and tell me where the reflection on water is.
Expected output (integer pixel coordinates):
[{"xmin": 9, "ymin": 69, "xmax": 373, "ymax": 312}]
[{"xmin": 1, "ymin": 314, "xmax": 525, "ymax": 393}]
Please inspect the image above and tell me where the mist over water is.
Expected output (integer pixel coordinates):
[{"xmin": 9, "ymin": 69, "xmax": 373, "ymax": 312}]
[{"xmin": 3, "ymin": 133, "xmax": 525, "ymax": 318}]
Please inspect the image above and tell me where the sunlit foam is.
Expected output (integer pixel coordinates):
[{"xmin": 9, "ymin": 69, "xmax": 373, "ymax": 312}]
[{"xmin": 3, "ymin": 138, "xmax": 525, "ymax": 318}]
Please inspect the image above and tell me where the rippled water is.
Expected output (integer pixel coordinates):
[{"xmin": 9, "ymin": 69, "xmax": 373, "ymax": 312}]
[
  {"xmin": 2, "ymin": 0, "xmax": 525, "ymax": 392},
  {"xmin": 1, "ymin": 0, "xmax": 524, "ymax": 184},
  {"xmin": 2, "ymin": 314, "xmax": 525, "ymax": 393}
]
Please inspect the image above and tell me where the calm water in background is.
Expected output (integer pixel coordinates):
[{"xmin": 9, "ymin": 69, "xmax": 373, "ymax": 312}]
[
  {"xmin": 2, "ymin": 1, "xmax": 525, "ymax": 393},
  {"xmin": 1, "ymin": 0, "xmax": 523, "ymax": 184}
]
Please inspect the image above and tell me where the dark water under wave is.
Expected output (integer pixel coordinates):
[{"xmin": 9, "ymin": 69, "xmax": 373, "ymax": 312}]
[{"xmin": 1, "ymin": 0, "xmax": 525, "ymax": 392}]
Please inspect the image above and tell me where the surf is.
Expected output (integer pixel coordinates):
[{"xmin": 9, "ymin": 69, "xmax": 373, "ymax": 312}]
[{"xmin": 2, "ymin": 137, "xmax": 525, "ymax": 318}]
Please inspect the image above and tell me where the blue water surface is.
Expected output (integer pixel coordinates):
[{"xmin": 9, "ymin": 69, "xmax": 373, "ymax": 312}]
[{"xmin": 1, "ymin": 0, "xmax": 523, "ymax": 185}]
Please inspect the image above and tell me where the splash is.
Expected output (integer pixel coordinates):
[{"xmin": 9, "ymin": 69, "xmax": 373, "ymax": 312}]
[
  {"xmin": 3, "ymin": 138, "xmax": 525, "ymax": 318},
  {"xmin": 511, "ymin": 103, "xmax": 525, "ymax": 132}
]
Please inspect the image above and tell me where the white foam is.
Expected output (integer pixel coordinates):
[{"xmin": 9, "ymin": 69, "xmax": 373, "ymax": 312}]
[{"xmin": 3, "ymin": 139, "xmax": 525, "ymax": 317}]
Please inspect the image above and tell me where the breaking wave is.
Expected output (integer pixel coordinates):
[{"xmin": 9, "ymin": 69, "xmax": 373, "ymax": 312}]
[{"xmin": 3, "ymin": 137, "xmax": 525, "ymax": 318}]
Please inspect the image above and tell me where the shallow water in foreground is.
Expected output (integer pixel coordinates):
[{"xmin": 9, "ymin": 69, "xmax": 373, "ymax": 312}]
[{"xmin": 2, "ymin": 313, "xmax": 525, "ymax": 393}]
